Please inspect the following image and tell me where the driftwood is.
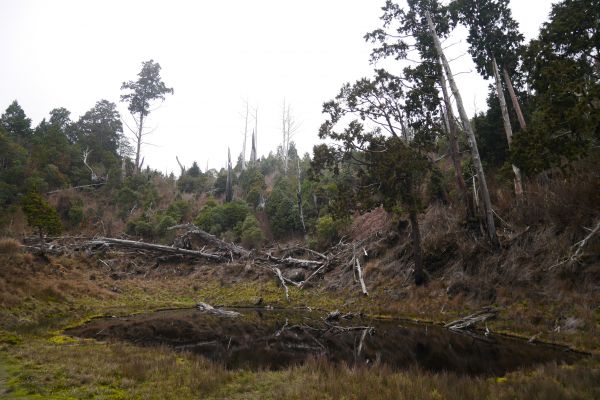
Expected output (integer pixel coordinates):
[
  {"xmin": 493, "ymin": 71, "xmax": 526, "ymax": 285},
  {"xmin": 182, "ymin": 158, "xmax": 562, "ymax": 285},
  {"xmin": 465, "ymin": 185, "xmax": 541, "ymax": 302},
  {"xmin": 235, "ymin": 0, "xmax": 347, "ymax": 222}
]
[
  {"xmin": 89, "ymin": 237, "xmax": 226, "ymax": 261},
  {"xmin": 353, "ymin": 243, "xmax": 368, "ymax": 296},
  {"xmin": 47, "ymin": 183, "xmax": 106, "ymax": 194},
  {"xmin": 549, "ymin": 220, "xmax": 600, "ymax": 270},
  {"xmin": 266, "ymin": 254, "xmax": 323, "ymax": 269},
  {"xmin": 444, "ymin": 307, "xmax": 497, "ymax": 330},
  {"xmin": 196, "ymin": 302, "xmax": 240, "ymax": 317},
  {"xmin": 273, "ymin": 267, "xmax": 290, "ymax": 302},
  {"xmin": 169, "ymin": 224, "xmax": 251, "ymax": 258},
  {"xmin": 298, "ymin": 263, "xmax": 327, "ymax": 289}
]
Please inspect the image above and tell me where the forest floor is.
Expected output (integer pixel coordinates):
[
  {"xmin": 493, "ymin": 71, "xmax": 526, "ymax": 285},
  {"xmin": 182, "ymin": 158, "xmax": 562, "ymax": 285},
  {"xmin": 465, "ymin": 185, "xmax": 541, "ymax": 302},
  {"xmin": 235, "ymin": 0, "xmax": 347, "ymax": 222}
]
[{"xmin": 0, "ymin": 249, "xmax": 599, "ymax": 399}]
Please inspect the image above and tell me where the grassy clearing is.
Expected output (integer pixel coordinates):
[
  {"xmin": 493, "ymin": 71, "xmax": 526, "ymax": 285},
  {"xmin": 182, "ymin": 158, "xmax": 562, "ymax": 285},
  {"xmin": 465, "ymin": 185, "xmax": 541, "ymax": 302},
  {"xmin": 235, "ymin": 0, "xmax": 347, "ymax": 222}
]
[{"xmin": 1, "ymin": 253, "xmax": 599, "ymax": 399}]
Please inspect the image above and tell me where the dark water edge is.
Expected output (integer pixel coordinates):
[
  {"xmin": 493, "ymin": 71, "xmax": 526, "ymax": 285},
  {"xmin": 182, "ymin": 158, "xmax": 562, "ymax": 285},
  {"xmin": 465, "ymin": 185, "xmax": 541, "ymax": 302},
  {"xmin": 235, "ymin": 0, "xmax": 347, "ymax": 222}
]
[{"xmin": 66, "ymin": 307, "xmax": 583, "ymax": 376}]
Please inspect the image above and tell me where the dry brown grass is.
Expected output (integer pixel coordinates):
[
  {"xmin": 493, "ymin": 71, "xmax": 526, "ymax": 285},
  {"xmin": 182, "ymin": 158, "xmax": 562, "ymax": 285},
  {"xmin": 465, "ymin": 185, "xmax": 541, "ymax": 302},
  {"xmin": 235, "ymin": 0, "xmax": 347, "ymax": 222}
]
[{"xmin": 0, "ymin": 237, "xmax": 21, "ymax": 255}]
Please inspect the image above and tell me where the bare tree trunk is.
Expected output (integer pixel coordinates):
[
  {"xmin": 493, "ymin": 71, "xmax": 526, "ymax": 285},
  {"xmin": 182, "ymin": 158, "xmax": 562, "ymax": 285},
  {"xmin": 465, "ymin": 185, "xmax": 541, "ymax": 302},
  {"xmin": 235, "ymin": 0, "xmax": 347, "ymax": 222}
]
[
  {"xmin": 175, "ymin": 156, "xmax": 185, "ymax": 176},
  {"xmin": 135, "ymin": 113, "xmax": 144, "ymax": 174},
  {"xmin": 225, "ymin": 148, "xmax": 233, "ymax": 202},
  {"xmin": 492, "ymin": 57, "xmax": 523, "ymax": 197},
  {"xmin": 502, "ymin": 67, "xmax": 527, "ymax": 131},
  {"xmin": 242, "ymin": 102, "xmax": 249, "ymax": 170},
  {"xmin": 437, "ymin": 59, "xmax": 475, "ymax": 219},
  {"xmin": 297, "ymin": 159, "xmax": 306, "ymax": 233},
  {"xmin": 426, "ymin": 11, "xmax": 499, "ymax": 248},
  {"xmin": 408, "ymin": 210, "xmax": 424, "ymax": 285},
  {"xmin": 121, "ymin": 156, "xmax": 126, "ymax": 182}
]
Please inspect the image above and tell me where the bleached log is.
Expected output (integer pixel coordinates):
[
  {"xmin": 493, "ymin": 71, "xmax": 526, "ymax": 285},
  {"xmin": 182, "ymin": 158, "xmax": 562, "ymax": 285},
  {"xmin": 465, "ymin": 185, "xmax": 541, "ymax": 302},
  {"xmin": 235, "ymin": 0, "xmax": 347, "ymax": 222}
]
[
  {"xmin": 266, "ymin": 254, "xmax": 323, "ymax": 269},
  {"xmin": 444, "ymin": 307, "xmax": 497, "ymax": 330},
  {"xmin": 196, "ymin": 302, "xmax": 240, "ymax": 317},
  {"xmin": 273, "ymin": 267, "xmax": 290, "ymax": 302},
  {"xmin": 88, "ymin": 237, "xmax": 226, "ymax": 261},
  {"xmin": 298, "ymin": 263, "xmax": 327, "ymax": 289},
  {"xmin": 169, "ymin": 224, "xmax": 251, "ymax": 258}
]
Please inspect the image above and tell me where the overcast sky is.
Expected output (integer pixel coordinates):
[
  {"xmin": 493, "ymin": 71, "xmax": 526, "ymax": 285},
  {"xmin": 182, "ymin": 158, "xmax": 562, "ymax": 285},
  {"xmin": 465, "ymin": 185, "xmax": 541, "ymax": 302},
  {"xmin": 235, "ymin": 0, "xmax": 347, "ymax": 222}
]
[{"xmin": 0, "ymin": 0, "xmax": 553, "ymax": 174}]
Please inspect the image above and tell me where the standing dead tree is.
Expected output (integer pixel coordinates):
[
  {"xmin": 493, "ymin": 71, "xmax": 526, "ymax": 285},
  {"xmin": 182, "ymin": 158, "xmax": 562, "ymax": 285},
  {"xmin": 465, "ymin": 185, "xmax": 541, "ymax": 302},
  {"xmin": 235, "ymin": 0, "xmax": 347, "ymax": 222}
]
[
  {"xmin": 82, "ymin": 147, "xmax": 106, "ymax": 184},
  {"xmin": 492, "ymin": 58, "xmax": 524, "ymax": 196},
  {"xmin": 175, "ymin": 156, "xmax": 186, "ymax": 176},
  {"xmin": 225, "ymin": 147, "xmax": 233, "ymax": 202},
  {"xmin": 297, "ymin": 159, "xmax": 306, "ymax": 233},
  {"xmin": 425, "ymin": 11, "xmax": 499, "ymax": 248},
  {"xmin": 281, "ymin": 100, "xmax": 298, "ymax": 174}
]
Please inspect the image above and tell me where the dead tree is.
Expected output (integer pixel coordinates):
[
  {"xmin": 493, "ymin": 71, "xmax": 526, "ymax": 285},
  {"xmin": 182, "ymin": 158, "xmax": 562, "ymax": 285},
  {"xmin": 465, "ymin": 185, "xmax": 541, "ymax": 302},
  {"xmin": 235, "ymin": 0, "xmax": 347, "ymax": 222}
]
[
  {"xmin": 82, "ymin": 147, "xmax": 105, "ymax": 183},
  {"xmin": 492, "ymin": 57, "xmax": 524, "ymax": 197},
  {"xmin": 437, "ymin": 58, "xmax": 475, "ymax": 219},
  {"xmin": 176, "ymin": 156, "xmax": 186, "ymax": 176},
  {"xmin": 225, "ymin": 147, "xmax": 233, "ymax": 202},
  {"xmin": 426, "ymin": 11, "xmax": 499, "ymax": 248},
  {"xmin": 241, "ymin": 101, "xmax": 249, "ymax": 170},
  {"xmin": 281, "ymin": 100, "xmax": 298, "ymax": 174},
  {"xmin": 297, "ymin": 159, "xmax": 306, "ymax": 233},
  {"xmin": 502, "ymin": 67, "xmax": 527, "ymax": 131},
  {"xmin": 249, "ymin": 131, "xmax": 257, "ymax": 164}
]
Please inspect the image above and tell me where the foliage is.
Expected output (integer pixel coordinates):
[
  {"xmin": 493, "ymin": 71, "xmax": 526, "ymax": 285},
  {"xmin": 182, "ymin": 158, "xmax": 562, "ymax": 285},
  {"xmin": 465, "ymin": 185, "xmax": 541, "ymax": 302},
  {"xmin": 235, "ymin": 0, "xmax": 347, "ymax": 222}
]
[
  {"xmin": 120, "ymin": 60, "xmax": 174, "ymax": 118},
  {"xmin": 21, "ymin": 191, "xmax": 62, "ymax": 236},
  {"xmin": 240, "ymin": 215, "xmax": 264, "ymax": 249},
  {"xmin": 266, "ymin": 177, "xmax": 303, "ymax": 236},
  {"xmin": 514, "ymin": 0, "xmax": 600, "ymax": 174},
  {"xmin": 0, "ymin": 129, "xmax": 27, "ymax": 209},
  {"xmin": 314, "ymin": 215, "xmax": 342, "ymax": 250},
  {"xmin": 56, "ymin": 195, "xmax": 84, "ymax": 228},
  {"xmin": 450, "ymin": 0, "xmax": 524, "ymax": 77},
  {"xmin": 0, "ymin": 100, "xmax": 32, "ymax": 144},
  {"xmin": 194, "ymin": 200, "xmax": 250, "ymax": 237}
]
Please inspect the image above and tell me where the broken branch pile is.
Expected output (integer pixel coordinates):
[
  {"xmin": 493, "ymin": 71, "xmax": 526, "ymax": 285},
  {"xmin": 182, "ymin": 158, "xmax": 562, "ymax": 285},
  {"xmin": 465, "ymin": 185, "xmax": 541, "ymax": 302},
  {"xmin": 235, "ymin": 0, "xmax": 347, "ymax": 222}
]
[{"xmin": 22, "ymin": 225, "xmax": 388, "ymax": 301}]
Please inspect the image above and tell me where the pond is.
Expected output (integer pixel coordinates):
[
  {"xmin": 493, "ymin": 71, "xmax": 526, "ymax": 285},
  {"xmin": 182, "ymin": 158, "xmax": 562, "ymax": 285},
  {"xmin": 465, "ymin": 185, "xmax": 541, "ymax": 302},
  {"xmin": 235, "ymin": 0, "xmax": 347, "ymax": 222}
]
[{"xmin": 66, "ymin": 307, "xmax": 582, "ymax": 375}]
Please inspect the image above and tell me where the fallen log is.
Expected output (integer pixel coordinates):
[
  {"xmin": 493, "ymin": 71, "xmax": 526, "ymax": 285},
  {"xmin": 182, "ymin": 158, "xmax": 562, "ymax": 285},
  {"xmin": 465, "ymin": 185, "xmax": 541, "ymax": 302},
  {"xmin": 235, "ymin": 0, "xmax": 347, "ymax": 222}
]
[
  {"xmin": 168, "ymin": 224, "xmax": 251, "ymax": 258},
  {"xmin": 197, "ymin": 302, "xmax": 240, "ymax": 317},
  {"xmin": 266, "ymin": 254, "xmax": 323, "ymax": 269},
  {"xmin": 273, "ymin": 267, "xmax": 290, "ymax": 302},
  {"xmin": 88, "ymin": 237, "xmax": 226, "ymax": 262},
  {"xmin": 298, "ymin": 263, "xmax": 327, "ymax": 289},
  {"xmin": 353, "ymin": 244, "xmax": 368, "ymax": 296},
  {"xmin": 444, "ymin": 307, "xmax": 497, "ymax": 330}
]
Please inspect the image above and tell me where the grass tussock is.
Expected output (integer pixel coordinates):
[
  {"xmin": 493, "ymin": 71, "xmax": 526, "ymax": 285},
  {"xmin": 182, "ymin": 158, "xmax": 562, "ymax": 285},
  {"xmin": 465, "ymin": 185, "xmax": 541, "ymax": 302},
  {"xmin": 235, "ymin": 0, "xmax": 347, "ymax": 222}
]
[
  {"xmin": 0, "ymin": 237, "xmax": 21, "ymax": 255},
  {"xmin": 5, "ymin": 344, "xmax": 599, "ymax": 400}
]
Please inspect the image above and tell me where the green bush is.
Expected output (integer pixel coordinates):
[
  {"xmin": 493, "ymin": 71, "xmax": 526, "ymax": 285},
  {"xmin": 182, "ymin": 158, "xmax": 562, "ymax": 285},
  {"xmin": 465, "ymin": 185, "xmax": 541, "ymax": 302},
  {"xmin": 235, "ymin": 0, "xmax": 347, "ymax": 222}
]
[
  {"xmin": 266, "ymin": 178, "xmax": 302, "ymax": 236},
  {"xmin": 166, "ymin": 199, "xmax": 190, "ymax": 222},
  {"xmin": 194, "ymin": 200, "xmax": 249, "ymax": 237},
  {"xmin": 240, "ymin": 215, "xmax": 264, "ymax": 249},
  {"xmin": 155, "ymin": 215, "xmax": 177, "ymax": 237},
  {"xmin": 134, "ymin": 221, "xmax": 153, "ymax": 238},
  {"xmin": 21, "ymin": 191, "xmax": 62, "ymax": 237},
  {"xmin": 314, "ymin": 215, "xmax": 340, "ymax": 250}
]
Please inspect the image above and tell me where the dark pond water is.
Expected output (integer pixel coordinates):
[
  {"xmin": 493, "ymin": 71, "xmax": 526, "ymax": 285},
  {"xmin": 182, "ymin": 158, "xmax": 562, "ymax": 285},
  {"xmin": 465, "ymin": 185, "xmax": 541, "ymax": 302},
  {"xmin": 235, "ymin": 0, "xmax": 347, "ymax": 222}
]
[{"xmin": 66, "ymin": 307, "xmax": 582, "ymax": 375}]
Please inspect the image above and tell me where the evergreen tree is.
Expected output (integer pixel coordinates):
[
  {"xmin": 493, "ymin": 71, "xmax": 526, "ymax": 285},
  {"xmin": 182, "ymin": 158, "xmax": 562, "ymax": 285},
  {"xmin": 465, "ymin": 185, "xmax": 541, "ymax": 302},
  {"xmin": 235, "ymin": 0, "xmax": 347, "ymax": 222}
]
[
  {"xmin": 514, "ymin": 0, "xmax": 600, "ymax": 173},
  {"xmin": 1, "ymin": 100, "xmax": 33, "ymax": 146},
  {"xmin": 121, "ymin": 60, "xmax": 173, "ymax": 173},
  {"xmin": 21, "ymin": 191, "xmax": 62, "ymax": 253}
]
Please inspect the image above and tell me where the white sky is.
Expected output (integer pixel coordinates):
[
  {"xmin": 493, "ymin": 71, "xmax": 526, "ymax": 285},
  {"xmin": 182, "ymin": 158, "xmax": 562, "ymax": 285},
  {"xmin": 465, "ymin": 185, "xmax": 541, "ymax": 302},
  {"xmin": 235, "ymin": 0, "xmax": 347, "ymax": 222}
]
[{"xmin": 0, "ymin": 0, "xmax": 553, "ymax": 175}]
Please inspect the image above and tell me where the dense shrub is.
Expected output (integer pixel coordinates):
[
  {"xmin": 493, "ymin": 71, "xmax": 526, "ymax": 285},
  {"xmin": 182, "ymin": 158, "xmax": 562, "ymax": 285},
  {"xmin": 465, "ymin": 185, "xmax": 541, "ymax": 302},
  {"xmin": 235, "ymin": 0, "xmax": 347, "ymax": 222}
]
[
  {"xmin": 194, "ymin": 200, "xmax": 249, "ymax": 237},
  {"xmin": 266, "ymin": 178, "xmax": 302, "ymax": 236},
  {"xmin": 154, "ymin": 215, "xmax": 177, "ymax": 237},
  {"xmin": 314, "ymin": 215, "xmax": 340, "ymax": 250},
  {"xmin": 240, "ymin": 215, "xmax": 264, "ymax": 249}
]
